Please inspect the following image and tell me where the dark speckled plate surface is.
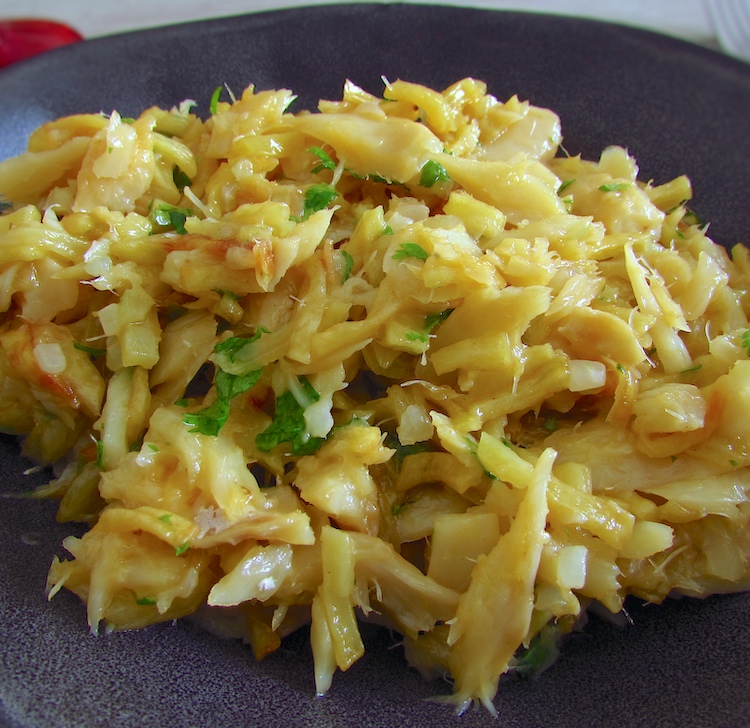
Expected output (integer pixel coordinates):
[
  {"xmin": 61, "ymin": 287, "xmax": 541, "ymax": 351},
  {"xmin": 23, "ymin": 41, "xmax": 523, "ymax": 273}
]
[{"xmin": 1, "ymin": 5, "xmax": 750, "ymax": 727}]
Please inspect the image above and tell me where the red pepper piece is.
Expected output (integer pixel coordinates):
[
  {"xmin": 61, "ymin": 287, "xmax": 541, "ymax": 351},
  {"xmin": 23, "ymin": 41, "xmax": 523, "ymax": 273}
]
[{"xmin": 0, "ymin": 19, "xmax": 83, "ymax": 69}]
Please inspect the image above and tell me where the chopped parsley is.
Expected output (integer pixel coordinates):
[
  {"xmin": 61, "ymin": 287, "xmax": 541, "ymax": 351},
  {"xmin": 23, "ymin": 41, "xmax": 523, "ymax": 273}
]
[
  {"xmin": 680, "ymin": 364, "xmax": 702, "ymax": 374},
  {"xmin": 665, "ymin": 200, "xmax": 689, "ymax": 215},
  {"xmin": 419, "ymin": 160, "xmax": 451, "ymax": 188},
  {"xmin": 340, "ymin": 249, "xmax": 354, "ymax": 283},
  {"xmin": 405, "ymin": 330, "xmax": 429, "ymax": 344},
  {"xmin": 682, "ymin": 208, "xmax": 703, "ymax": 227},
  {"xmin": 73, "ymin": 342, "xmax": 106, "ymax": 358},
  {"xmin": 513, "ymin": 622, "xmax": 561, "ymax": 678},
  {"xmin": 183, "ymin": 367, "xmax": 262, "ymax": 436},
  {"xmin": 308, "ymin": 146, "xmax": 336, "ymax": 173},
  {"xmin": 598, "ymin": 182, "xmax": 631, "ymax": 193},
  {"xmin": 175, "ymin": 542, "xmax": 190, "ymax": 556},
  {"xmin": 404, "ymin": 309, "xmax": 453, "ymax": 346},
  {"xmin": 209, "ymin": 85, "xmax": 223, "ymax": 116},
  {"xmin": 371, "ymin": 173, "xmax": 405, "ymax": 187},
  {"xmin": 93, "ymin": 437, "xmax": 104, "ymax": 469},
  {"xmin": 255, "ymin": 376, "xmax": 325, "ymax": 456},
  {"xmin": 543, "ymin": 417, "xmax": 558, "ymax": 433},
  {"xmin": 424, "ymin": 308, "xmax": 453, "ymax": 333},
  {"xmin": 135, "ymin": 596, "xmax": 157, "ymax": 606},
  {"xmin": 392, "ymin": 502, "xmax": 410, "ymax": 517},
  {"xmin": 150, "ymin": 202, "xmax": 194, "ymax": 234},
  {"xmin": 183, "ymin": 331, "xmax": 267, "ymax": 436},
  {"xmin": 347, "ymin": 170, "xmax": 408, "ymax": 188},
  {"xmin": 158, "ymin": 513, "xmax": 172, "ymax": 523},
  {"xmin": 741, "ymin": 330, "xmax": 750, "ymax": 356},
  {"xmin": 213, "ymin": 328, "xmax": 269, "ymax": 364},
  {"xmin": 301, "ymin": 183, "xmax": 338, "ymax": 221},
  {"xmin": 557, "ymin": 179, "xmax": 576, "ymax": 195},
  {"xmin": 213, "ymin": 288, "xmax": 242, "ymax": 301},
  {"xmin": 172, "ymin": 166, "xmax": 192, "ymax": 192},
  {"xmin": 385, "ymin": 435, "xmax": 432, "ymax": 468},
  {"xmin": 392, "ymin": 242, "xmax": 429, "ymax": 262}
]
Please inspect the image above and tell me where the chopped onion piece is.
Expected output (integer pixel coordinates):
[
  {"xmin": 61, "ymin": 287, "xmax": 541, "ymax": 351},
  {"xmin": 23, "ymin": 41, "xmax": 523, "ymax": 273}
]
[
  {"xmin": 33, "ymin": 342, "xmax": 67, "ymax": 374},
  {"xmin": 568, "ymin": 359, "xmax": 606, "ymax": 392}
]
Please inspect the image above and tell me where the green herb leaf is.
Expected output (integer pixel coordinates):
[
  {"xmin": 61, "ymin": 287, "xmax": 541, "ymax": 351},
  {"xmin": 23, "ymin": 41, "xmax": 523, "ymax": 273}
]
[
  {"xmin": 385, "ymin": 434, "xmax": 432, "ymax": 468},
  {"xmin": 392, "ymin": 242, "xmax": 429, "ymax": 262},
  {"xmin": 340, "ymin": 249, "xmax": 354, "ymax": 283},
  {"xmin": 93, "ymin": 437, "xmax": 104, "ymax": 469},
  {"xmin": 543, "ymin": 417, "xmax": 558, "ymax": 433},
  {"xmin": 405, "ymin": 330, "xmax": 429, "ymax": 344},
  {"xmin": 308, "ymin": 146, "xmax": 336, "ymax": 173},
  {"xmin": 175, "ymin": 542, "xmax": 190, "ymax": 556},
  {"xmin": 403, "ymin": 308, "xmax": 453, "ymax": 348},
  {"xmin": 209, "ymin": 85, "xmax": 223, "ymax": 116},
  {"xmin": 741, "ymin": 330, "xmax": 750, "ymax": 356},
  {"xmin": 424, "ymin": 308, "xmax": 453, "ymax": 333},
  {"xmin": 557, "ymin": 179, "xmax": 576, "ymax": 195},
  {"xmin": 158, "ymin": 513, "xmax": 172, "ymax": 523},
  {"xmin": 173, "ymin": 166, "xmax": 192, "ymax": 192},
  {"xmin": 74, "ymin": 342, "xmax": 106, "ymax": 358},
  {"xmin": 348, "ymin": 170, "xmax": 408, "ymax": 188},
  {"xmin": 184, "ymin": 331, "xmax": 268, "ymax": 436},
  {"xmin": 150, "ymin": 202, "xmax": 194, "ymax": 234},
  {"xmin": 392, "ymin": 502, "xmax": 410, "ymax": 517},
  {"xmin": 680, "ymin": 364, "xmax": 702, "ymax": 374},
  {"xmin": 682, "ymin": 208, "xmax": 703, "ymax": 227},
  {"xmin": 301, "ymin": 183, "xmax": 337, "ymax": 221},
  {"xmin": 184, "ymin": 367, "xmax": 263, "ymax": 436},
  {"xmin": 371, "ymin": 173, "xmax": 406, "ymax": 187},
  {"xmin": 598, "ymin": 182, "xmax": 631, "ymax": 193},
  {"xmin": 213, "ymin": 288, "xmax": 241, "ymax": 301},
  {"xmin": 514, "ymin": 622, "xmax": 561, "ymax": 678},
  {"xmin": 665, "ymin": 199, "xmax": 689, "ymax": 215},
  {"xmin": 214, "ymin": 327, "xmax": 270, "ymax": 364},
  {"xmin": 136, "ymin": 596, "xmax": 157, "ymax": 606},
  {"xmin": 419, "ymin": 160, "xmax": 451, "ymax": 188},
  {"xmin": 255, "ymin": 376, "xmax": 325, "ymax": 456}
]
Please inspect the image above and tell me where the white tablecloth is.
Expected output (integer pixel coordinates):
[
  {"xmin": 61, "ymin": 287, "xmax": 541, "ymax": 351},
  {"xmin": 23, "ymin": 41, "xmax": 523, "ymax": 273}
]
[{"xmin": 6, "ymin": 0, "xmax": 719, "ymax": 49}]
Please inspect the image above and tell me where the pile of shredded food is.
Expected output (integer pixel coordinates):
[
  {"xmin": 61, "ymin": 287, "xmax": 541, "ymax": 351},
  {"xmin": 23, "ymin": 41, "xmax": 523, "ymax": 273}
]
[{"xmin": 1, "ymin": 77, "xmax": 750, "ymax": 713}]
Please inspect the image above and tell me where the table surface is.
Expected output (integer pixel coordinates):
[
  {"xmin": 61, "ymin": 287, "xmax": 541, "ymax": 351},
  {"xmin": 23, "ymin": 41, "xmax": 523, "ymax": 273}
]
[{"xmin": 4, "ymin": 0, "xmax": 720, "ymax": 49}]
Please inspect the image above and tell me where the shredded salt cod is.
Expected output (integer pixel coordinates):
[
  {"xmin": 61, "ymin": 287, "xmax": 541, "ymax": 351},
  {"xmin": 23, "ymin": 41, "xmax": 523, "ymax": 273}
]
[{"xmin": 1, "ymin": 77, "xmax": 749, "ymax": 714}]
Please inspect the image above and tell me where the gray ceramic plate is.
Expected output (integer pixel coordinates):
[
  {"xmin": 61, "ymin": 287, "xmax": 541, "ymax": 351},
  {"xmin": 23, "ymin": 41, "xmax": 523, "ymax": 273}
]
[{"xmin": 1, "ymin": 6, "xmax": 750, "ymax": 727}]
